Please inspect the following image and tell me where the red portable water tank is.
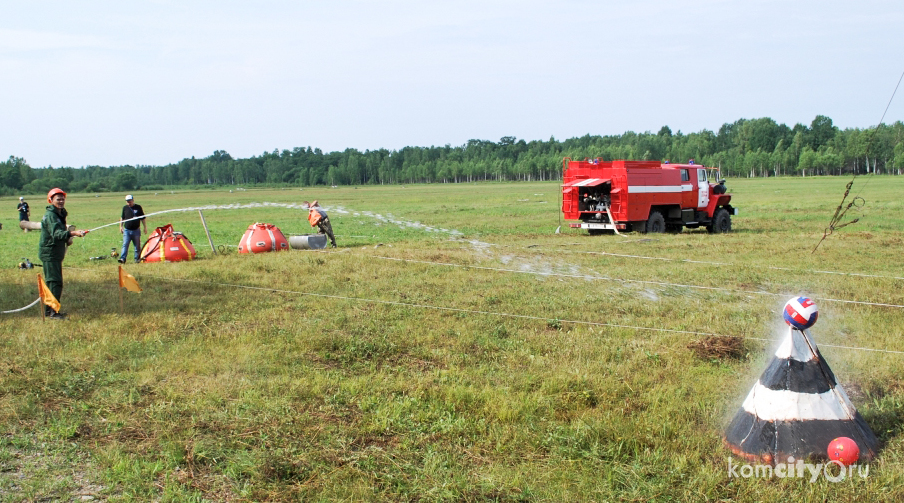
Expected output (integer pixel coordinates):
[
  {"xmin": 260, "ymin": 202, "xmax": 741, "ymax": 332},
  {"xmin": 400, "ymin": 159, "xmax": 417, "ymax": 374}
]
[
  {"xmin": 238, "ymin": 223, "xmax": 290, "ymax": 254},
  {"xmin": 141, "ymin": 224, "xmax": 197, "ymax": 262}
]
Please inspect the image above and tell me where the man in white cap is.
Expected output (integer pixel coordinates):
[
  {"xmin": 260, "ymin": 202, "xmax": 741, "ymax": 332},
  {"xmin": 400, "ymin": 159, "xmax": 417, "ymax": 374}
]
[
  {"xmin": 17, "ymin": 196, "xmax": 30, "ymax": 231},
  {"xmin": 119, "ymin": 194, "xmax": 147, "ymax": 263}
]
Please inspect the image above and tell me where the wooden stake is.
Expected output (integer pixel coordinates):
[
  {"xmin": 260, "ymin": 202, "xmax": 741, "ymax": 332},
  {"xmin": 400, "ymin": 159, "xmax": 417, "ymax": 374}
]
[
  {"xmin": 37, "ymin": 274, "xmax": 45, "ymax": 322},
  {"xmin": 198, "ymin": 210, "xmax": 217, "ymax": 255}
]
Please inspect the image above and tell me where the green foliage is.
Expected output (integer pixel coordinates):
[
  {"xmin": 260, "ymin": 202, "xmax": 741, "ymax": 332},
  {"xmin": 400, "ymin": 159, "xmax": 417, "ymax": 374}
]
[
  {"xmin": 116, "ymin": 172, "xmax": 138, "ymax": 192},
  {"xmin": 2, "ymin": 180, "xmax": 904, "ymax": 500},
  {"xmin": 3, "ymin": 117, "xmax": 904, "ymax": 198}
]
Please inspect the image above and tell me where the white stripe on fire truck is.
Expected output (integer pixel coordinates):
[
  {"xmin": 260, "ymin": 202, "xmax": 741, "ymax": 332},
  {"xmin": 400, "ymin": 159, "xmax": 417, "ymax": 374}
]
[
  {"xmin": 570, "ymin": 179, "xmax": 607, "ymax": 186},
  {"xmin": 627, "ymin": 185, "xmax": 683, "ymax": 193}
]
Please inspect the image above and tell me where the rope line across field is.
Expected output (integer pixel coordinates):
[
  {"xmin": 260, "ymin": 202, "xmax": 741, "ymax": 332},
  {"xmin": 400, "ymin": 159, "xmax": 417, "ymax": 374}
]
[
  {"xmin": 53, "ymin": 267, "xmax": 904, "ymax": 356},
  {"xmin": 369, "ymin": 255, "xmax": 904, "ymax": 309},
  {"xmin": 456, "ymin": 241, "xmax": 904, "ymax": 282},
  {"xmin": 573, "ymin": 250, "xmax": 904, "ymax": 282}
]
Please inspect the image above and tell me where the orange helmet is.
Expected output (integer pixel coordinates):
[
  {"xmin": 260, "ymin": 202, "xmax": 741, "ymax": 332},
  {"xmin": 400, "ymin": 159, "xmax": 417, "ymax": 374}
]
[{"xmin": 47, "ymin": 187, "xmax": 67, "ymax": 203}]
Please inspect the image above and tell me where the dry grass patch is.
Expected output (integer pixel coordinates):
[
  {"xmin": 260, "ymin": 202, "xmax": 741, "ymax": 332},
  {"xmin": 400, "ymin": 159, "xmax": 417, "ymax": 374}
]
[{"xmin": 688, "ymin": 335, "xmax": 748, "ymax": 360}]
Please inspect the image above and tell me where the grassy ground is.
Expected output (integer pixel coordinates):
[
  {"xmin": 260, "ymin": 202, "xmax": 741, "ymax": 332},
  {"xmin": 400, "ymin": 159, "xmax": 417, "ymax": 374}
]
[{"xmin": 1, "ymin": 176, "xmax": 903, "ymax": 501}]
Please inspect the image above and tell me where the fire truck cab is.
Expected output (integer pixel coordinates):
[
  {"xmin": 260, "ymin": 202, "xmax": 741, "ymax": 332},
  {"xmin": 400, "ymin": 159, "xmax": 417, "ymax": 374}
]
[{"xmin": 562, "ymin": 158, "xmax": 737, "ymax": 234}]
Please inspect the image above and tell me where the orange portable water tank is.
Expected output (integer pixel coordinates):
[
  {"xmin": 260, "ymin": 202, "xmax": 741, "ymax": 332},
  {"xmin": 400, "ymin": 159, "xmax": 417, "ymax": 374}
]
[
  {"xmin": 140, "ymin": 224, "xmax": 197, "ymax": 262},
  {"xmin": 238, "ymin": 222, "xmax": 290, "ymax": 254}
]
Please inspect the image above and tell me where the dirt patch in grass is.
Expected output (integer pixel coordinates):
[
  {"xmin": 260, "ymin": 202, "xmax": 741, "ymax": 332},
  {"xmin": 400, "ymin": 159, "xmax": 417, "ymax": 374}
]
[
  {"xmin": 161, "ymin": 465, "xmax": 240, "ymax": 501},
  {"xmin": 687, "ymin": 335, "xmax": 747, "ymax": 360}
]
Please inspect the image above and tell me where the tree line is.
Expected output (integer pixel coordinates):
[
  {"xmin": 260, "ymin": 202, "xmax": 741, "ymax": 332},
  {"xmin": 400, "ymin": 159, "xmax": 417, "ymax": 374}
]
[{"xmin": 3, "ymin": 115, "xmax": 904, "ymax": 196}]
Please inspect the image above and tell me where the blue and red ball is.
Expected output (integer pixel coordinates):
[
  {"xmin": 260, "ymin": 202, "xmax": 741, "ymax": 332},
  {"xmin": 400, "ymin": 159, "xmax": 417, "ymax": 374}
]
[{"xmin": 783, "ymin": 296, "xmax": 819, "ymax": 330}]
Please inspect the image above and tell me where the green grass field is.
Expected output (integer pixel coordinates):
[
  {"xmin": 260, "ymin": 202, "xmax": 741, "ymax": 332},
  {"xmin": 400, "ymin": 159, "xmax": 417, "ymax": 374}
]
[{"xmin": 1, "ymin": 177, "xmax": 903, "ymax": 501}]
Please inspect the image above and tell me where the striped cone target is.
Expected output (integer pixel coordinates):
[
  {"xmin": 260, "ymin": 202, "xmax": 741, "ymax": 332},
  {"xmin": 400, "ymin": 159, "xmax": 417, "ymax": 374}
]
[{"xmin": 724, "ymin": 326, "xmax": 878, "ymax": 465}]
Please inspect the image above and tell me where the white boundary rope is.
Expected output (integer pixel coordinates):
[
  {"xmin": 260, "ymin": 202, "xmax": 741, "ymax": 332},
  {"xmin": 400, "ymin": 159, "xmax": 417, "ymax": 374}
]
[
  {"xmin": 563, "ymin": 249, "xmax": 904, "ymax": 282},
  {"xmin": 0, "ymin": 298, "xmax": 40, "ymax": 314},
  {"xmin": 369, "ymin": 255, "xmax": 904, "ymax": 309},
  {"xmin": 457, "ymin": 241, "xmax": 904, "ymax": 282},
  {"xmin": 738, "ymin": 336, "xmax": 904, "ymax": 355},
  {"xmin": 64, "ymin": 267, "xmax": 902, "ymax": 356},
  {"xmin": 83, "ymin": 201, "xmax": 901, "ymax": 282},
  {"xmin": 120, "ymin": 273, "xmax": 749, "ymax": 337}
]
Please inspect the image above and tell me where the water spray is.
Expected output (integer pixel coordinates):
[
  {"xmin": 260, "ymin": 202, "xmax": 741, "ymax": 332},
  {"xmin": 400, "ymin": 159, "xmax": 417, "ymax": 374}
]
[{"xmin": 85, "ymin": 201, "xmax": 318, "ymax": 233}]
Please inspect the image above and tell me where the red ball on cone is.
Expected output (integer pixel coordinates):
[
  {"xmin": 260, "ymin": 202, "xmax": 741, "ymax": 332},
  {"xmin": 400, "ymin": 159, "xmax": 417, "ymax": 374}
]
[{"xmin": 828, "ymin": 437, "xmax": 860, "ymax": 466}]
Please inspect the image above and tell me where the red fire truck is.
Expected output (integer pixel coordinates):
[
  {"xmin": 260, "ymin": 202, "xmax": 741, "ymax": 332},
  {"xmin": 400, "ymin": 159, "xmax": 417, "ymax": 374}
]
[{"xmin": 562, "ymin": 158, "xmax": 736, "ymax": 234}]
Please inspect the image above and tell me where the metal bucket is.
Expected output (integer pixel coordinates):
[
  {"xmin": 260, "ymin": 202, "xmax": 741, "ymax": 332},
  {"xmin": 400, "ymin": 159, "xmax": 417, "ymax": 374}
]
[{"xmin": 288, "ymin": 234, "xmax": 328, "ymax": 250}]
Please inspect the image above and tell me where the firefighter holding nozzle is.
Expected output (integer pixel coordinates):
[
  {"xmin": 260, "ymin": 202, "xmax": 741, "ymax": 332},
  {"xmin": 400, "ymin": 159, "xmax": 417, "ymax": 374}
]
[{"xmin": 39, "ymin": 188, "xmax": 89, "ymax": 319}]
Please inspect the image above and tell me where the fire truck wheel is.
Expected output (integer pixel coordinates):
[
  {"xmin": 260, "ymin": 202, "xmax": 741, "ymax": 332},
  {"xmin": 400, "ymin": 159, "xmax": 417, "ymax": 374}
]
[
  {"xmin": 709, "ymin": 208, "xmax": 731, "ymax": 233},
  {"xmin": 644, "ymin": 211, "xmax": 665, "ymax": 233}
]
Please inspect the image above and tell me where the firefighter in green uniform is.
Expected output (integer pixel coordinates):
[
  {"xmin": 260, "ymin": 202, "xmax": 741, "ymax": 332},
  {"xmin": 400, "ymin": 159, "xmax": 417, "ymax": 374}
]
[{"xmin": 39, "ymin": 188, "xmax": 89, "ymax": 319}]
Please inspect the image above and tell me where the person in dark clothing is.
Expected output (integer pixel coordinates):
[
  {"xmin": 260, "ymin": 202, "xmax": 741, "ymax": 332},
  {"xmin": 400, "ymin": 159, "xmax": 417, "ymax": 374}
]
[
  {"xmin": 18, "ymin": 197, "xmax": 31, "ymax": 232},
  {"xmin": 713, "ymin": 179, "xmax": 727, "ymax": 194},
  {"xmin": 17, "ymin": 196, "xmax": 30, "ymax": 221},
  {"xmin": 39, "ymin": 188, "xmax": 89, "ymax": 319},
  {"xmin": 119, "ymin": 194, "xmax": 147, "ymax": 263},
  {"xmin": 304, "ymin": 200, "xmax": 337, "ymax": 248}
]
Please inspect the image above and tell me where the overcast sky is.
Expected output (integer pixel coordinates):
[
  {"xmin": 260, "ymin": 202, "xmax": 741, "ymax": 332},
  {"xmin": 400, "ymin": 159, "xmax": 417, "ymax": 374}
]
[{"xmin": 2, "ymin": 0, "xmax": 903, "ymax": 168}]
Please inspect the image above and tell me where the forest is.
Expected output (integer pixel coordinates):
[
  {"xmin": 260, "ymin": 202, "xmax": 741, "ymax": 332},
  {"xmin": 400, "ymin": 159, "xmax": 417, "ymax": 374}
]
[{"xmin": 2, "ymin": 115, "xmax": 904, "ymax": 195}]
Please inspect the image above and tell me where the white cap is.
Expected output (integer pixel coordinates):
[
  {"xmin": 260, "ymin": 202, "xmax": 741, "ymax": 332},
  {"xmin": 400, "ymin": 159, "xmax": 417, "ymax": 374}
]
[
  {"xmin": 19, "ymin": 196, "xmax": 24, "ymax": 200},
  {"xmin": 125, "ymin": 194, "xmax": 133, "ymax": 200}
]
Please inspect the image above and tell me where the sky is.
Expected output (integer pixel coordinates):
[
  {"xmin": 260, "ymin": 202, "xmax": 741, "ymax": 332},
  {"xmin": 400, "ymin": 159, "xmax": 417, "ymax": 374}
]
[{"xmin": 2, "ymin": 0, "xmax": 903, "ymax": 168}]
